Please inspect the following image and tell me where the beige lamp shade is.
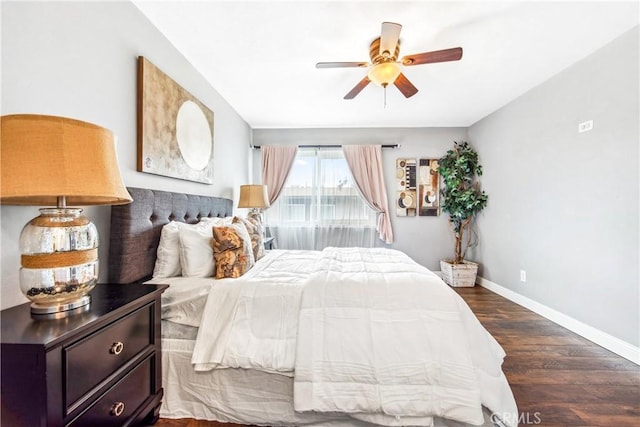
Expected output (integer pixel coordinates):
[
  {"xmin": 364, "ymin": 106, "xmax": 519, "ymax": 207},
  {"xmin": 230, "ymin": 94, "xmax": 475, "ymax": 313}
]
[
  {"xmin": 238, "ymin": 185, "xmax": 270, "ymax": 209},
  {"xmin": 1, "ymin": 114, "xmax": 132, "ymax": 206},
  {"xmin": 367, "ymin": 62, "xmax": 402, "ymax": 87}
]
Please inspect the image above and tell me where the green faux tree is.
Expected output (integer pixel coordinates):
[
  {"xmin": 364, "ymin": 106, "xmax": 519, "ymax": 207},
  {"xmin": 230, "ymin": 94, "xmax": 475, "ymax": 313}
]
[{"xmin": 438, "ymin": 141, "xmax": 488, "ymax": 264}]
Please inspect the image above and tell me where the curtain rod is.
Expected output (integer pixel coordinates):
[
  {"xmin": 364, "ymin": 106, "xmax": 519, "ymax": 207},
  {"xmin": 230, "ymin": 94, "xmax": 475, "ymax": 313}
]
[{"xmin": 251, "ymin": 144, "xmax": 399, "ymax": 149}]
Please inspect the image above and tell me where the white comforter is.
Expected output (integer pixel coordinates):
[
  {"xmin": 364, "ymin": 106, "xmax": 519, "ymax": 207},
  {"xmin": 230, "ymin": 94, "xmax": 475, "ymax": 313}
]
[
  {"xmin": 191, "ymin": 248, "xmax": 517, "ymax": 427},
  {"xmin": 192, "ymin": 250, "xmax": 317, "ymax": 375}
]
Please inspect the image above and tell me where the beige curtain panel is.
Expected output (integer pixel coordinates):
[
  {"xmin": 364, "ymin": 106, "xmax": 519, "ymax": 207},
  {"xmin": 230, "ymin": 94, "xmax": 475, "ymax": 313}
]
[
  {"xmin": 342, "ymin": 144, "xmax": 394, "ymax": 244},
  {"xmin": 261, "ymin": 145, "xmax": 298, "ymax": 205}
]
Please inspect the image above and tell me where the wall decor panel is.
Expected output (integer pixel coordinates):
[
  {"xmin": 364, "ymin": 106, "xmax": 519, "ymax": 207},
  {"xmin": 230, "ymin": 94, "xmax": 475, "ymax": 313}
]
[{"xmin": 138, "ymin": 56, "xmax": 214, "ymax": 184}]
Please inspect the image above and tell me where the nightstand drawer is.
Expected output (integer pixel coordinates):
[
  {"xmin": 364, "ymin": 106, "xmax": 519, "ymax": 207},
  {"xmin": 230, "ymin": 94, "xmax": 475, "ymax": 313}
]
[
  {"xmin": 69, "ymin": 356, "xmax": 152, "ymax": 427},
  {"xmin": 65, "ymin": 304, "xmax": 152, "ymax": 409}
]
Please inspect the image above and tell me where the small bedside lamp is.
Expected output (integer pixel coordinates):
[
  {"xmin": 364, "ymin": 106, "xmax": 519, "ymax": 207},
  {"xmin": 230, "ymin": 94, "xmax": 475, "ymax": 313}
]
[
  {"xmin": 1, "ymin": 114, "xmax": 132, "ymax": 315},
  {"xmin": 238, "ymin": 184, "xmax": 270, "ymax": 223}
]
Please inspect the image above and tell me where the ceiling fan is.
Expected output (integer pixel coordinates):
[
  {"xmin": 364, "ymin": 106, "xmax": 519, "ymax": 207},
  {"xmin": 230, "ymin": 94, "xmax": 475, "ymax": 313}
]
[{"xmin": 316, "ymin": 22, "xmax": 463, "ymax": 100}]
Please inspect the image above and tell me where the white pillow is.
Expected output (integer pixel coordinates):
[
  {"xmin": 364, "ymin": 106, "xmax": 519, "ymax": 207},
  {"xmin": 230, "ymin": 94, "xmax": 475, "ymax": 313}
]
[
  {"xmin": 153, "ymin": 221, "xmax": 183, "ymax": 278},
  {"xmin": 199, "ymin": 216, "xmax": 233, "ymax": 226},
  {"xmin": 178, "ymin": 222, "xmax": 218, "ymax": 277},
  {"xmin": 153, "ymin": 218, "xmax": 234, "ymax": 279}
]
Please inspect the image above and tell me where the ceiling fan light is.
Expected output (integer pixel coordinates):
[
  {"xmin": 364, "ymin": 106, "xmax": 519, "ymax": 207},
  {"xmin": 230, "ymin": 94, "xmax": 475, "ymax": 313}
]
[{"xmin": 367, "ymin": 62, "xmax": 402, "ymax": 87}]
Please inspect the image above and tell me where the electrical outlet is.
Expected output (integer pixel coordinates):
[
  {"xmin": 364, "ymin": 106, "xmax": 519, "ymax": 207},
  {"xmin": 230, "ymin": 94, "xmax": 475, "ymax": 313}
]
[
  {"xmin": 578, "ymin": 120, "xmax": 593, "ymax": 133},
  {"xmin": 520, "ymin": 270, "xmax": 527, "ymax": 283}
]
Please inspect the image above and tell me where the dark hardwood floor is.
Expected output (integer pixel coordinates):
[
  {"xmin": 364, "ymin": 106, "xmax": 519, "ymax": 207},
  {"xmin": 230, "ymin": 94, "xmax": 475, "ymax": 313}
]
[
  {"xmin": 153, "ymin": 286, "xmax": 639, "ymax": 427},
  {"xmin": 458, "ymin": 287, "xmax": 640, "ymax": 426}
]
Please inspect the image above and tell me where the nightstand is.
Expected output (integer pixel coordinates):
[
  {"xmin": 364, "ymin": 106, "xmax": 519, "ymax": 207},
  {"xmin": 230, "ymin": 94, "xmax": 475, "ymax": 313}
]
[
  {"xmin": 1, "ymin": 283, "xmax": 168, "ymax": 427},
  {"xmin": 263, "ymin": 236, "xmax": 275, "ymax": 250}
]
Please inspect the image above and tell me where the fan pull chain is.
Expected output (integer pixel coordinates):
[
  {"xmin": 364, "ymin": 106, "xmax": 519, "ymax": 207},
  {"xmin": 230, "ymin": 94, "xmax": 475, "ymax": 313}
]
[{"xmin": 383, "ymin": 85, "xmax": 387, "ymax": 108}]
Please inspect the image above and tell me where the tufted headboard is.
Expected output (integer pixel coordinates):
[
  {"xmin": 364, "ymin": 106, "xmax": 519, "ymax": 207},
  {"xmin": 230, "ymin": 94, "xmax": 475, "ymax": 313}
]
[{"xmin": 108, "ymin": 187, "xmax": 233, "ymax": 283}]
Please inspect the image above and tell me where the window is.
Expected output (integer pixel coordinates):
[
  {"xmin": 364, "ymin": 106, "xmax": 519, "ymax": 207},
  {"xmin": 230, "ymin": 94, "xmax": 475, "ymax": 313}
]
[{"xmin": 265, "ymin": 148, "xmax": 377, "ymax": 250}]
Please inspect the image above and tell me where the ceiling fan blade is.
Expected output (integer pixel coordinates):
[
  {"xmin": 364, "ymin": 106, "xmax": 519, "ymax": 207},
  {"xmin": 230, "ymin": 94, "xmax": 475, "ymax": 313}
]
[
  {"xmin": 394, "ymin": 73, "xmax": 418, "ymax": 98},
  {"xmin": 380, "ymin": 22, "xmax": 402, "ymax": 57},
  {"xmin": 344, "ymin": 76, "xmax": 371, "ymax": 99},
  {"xmin": 401, "ymin": 47, "xmax": 463, "ymax": 66},
  {"xmin": 316, "ymin": 62, "xmax": 369, "ymax": 69}
]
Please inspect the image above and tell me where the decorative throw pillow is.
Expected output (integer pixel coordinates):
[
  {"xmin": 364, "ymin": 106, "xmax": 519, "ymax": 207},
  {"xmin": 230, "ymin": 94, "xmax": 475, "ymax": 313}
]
[
  {"xmin": 232, "ymin": 216, "xmax": 265, "ymax": 261},
  {"xmin": 153, "ymin": 221, "xmax": 183, "ymax": 278},
  {"xmin": 211, "ymin": 223, "xmax": 255, "ymax": 279}
]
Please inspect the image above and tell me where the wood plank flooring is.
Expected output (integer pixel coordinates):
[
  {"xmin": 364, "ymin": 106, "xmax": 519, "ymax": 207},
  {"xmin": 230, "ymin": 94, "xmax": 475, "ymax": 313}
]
[{"xmin": 153, "ymin": 286, "xmax": 639, "ymax": 427}]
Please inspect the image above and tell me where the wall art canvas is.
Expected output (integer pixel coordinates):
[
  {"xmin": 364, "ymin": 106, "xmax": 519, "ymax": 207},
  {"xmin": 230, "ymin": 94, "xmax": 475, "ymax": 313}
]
[
  {"xmin": 418, "ymin": 158, "xmax": 440, "ymax": 216},
  {"xmin": 137, "ymin": 56, "xmax": 214, "ymax": 184},
  {"xmin": 395, "ymin": 158, "xmax": 417, "ymax": 216}
]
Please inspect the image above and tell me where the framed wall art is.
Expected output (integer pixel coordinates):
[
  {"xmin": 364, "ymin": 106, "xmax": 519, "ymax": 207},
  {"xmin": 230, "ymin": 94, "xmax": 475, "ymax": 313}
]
[
  {"xmin": 418, "ymin": 158, "xmax": 440, "ymax": 216},
  {"xmin": 137, "ymin": 56, "xmax": 215, "ymax": 184},
  {"xmin": 395, "ymin": 158, "xmax": 417, "ymax": 216}
]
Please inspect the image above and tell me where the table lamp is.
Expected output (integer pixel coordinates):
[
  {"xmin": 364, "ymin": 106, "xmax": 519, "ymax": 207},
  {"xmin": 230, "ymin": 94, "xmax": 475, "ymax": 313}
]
[
  {"xmin": 1, "ymin": 114, "xmax": 132, "ymax": 315},
  {"xmin": 237, "ymin": 184, "xmax": 270, "ymax": 223}
]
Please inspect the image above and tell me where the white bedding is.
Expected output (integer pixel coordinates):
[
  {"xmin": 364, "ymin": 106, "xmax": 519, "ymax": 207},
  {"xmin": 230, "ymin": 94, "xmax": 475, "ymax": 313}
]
[
  {"xmin": 192, "ymin": 249, "xmax": 319, "ymax": 375},
  {"xmin": 294, "ymin": 248, "xmax": 517, "ymax": 426},
  {"xmin": 147, "ymin": 249, "xmax": 312, "ymax": 328},
  {"xmin": 189, "ymin": 248, "xmax": 518, "ymax": 426},
  {"xmin": 162, "ymin": 337, "xmax": 498, "ymax": 427},
  {"xmin": 146, "ymin": 276, "xmax": 213, "ymax": 327}
]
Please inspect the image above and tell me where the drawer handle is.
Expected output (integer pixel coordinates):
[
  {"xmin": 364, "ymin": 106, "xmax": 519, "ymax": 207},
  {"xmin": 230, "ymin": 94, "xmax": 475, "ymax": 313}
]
[
  {"xmin": 111, "ymin": 401, "xmax": 125, "ymax": 417},
  {"xmin": 110, "ymin": 341, "xmax": 124, "ymax": 355}
]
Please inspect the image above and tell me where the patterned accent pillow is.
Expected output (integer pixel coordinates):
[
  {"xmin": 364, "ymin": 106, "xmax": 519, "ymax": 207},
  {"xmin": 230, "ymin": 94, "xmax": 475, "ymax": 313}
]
[
  {"xmin": 233, "ymin": 216, "xmax": 265, "ymax": 261},
  {"xmin": 211, "ymin": 223, "xmax": 255, "ymax": 279}
]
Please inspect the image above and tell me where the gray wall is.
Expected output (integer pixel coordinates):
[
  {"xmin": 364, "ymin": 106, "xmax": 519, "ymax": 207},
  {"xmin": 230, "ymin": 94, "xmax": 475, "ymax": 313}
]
[
  {"xmin": 468, "ymin": 26, "xmax": 639, "ymax": 346},
  {"xmin": 253, "ymin": 127, "xmax": 467, "ymax": 270},
  {"xmin": 1, "ymin": 1, "xmax": 251, "ymax": 309}
]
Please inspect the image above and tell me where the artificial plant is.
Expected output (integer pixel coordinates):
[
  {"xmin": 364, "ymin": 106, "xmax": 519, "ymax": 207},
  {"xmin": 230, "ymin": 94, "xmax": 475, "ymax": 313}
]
[{"xmin": 438, "ymin": 141, "xmax": 488, "ymax": 264}]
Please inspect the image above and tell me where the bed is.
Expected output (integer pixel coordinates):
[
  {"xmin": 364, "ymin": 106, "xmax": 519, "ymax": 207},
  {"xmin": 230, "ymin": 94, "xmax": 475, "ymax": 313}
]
[{"xmin": 109, "ymin": 187, "xmax": 518, "ymax": 427}]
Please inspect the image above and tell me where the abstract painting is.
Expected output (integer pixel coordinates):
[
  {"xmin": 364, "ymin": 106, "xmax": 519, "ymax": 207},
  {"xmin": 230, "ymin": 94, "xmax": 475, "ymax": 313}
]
[
  {"xmin": 418, "ymin": 158, "xmax": 440, "ymax": 216},
  {"xmin": 137, "ymin": 56, "xmax": 214, "ymax": 184},
  {"xmin": 395, "ymin": 158, "xmax": 417, "ymax": 216}
]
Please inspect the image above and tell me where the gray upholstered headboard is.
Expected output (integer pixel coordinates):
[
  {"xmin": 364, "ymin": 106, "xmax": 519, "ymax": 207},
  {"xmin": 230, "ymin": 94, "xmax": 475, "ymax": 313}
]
[{"xmin": 108, "ymin": 187, "xmax": 233, "ymax": 283}]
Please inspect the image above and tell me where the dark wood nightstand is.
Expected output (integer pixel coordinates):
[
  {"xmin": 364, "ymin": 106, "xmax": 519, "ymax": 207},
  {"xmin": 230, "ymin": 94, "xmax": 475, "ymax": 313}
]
[
  {"xmin": 1, "ymin": 283, "xmax": 168, "ymax": 427},
  {"xmin": 263, "ymin": 236, "xmax": 275, "ymax": 250}
]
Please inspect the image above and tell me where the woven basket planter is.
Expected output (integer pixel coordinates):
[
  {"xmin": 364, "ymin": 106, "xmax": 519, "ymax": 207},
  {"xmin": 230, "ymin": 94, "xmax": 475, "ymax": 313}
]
[{"xmin": 440, "ymin": 260, "xmax": 478, "ymax": 287}]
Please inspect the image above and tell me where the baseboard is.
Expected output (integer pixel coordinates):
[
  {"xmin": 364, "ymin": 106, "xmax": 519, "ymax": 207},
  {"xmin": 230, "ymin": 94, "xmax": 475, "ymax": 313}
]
[{"xmin": 476, "ymin": 276, "xmax": 640, "ymax": 365}]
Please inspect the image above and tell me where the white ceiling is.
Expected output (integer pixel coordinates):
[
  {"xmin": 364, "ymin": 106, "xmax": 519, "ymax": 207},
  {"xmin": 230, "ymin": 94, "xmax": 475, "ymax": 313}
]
[{"xmin": 133, "ymin": 1, "xmax": 638, "ymax": 129}]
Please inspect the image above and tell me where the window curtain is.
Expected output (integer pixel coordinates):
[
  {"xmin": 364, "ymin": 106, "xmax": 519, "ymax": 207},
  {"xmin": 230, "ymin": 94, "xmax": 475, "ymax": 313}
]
[
  {"xmin": 261, "ymin": 145, "xmax": 298, "ymax": 204},
  {"xmin": 265, "ymin": 148, "xmax": 377, "ymax": 250},
  {"xmin": 342, "ymin": 144, "xmax": 394, "ymax": 244}
]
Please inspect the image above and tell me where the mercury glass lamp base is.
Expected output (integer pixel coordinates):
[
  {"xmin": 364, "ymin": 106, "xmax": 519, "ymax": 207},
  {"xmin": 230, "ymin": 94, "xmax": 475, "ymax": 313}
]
[{"xmin": 31, "ymin": 295, "xmax": 91, "ymax": 315}]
